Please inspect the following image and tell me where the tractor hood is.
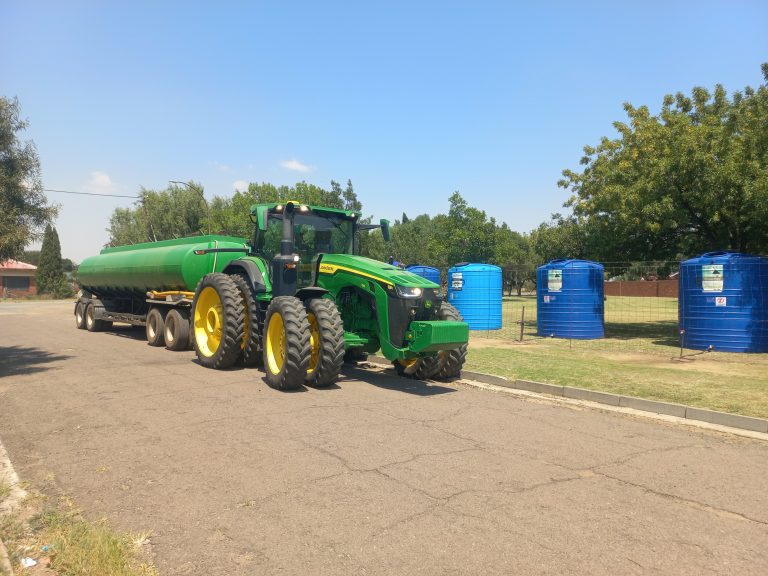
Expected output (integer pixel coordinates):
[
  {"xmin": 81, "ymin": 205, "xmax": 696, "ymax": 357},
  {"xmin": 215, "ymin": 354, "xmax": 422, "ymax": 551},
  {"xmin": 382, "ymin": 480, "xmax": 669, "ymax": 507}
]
[{"xmin": 318, "ymin": 254, "xmax": 440, "ymax": 289}]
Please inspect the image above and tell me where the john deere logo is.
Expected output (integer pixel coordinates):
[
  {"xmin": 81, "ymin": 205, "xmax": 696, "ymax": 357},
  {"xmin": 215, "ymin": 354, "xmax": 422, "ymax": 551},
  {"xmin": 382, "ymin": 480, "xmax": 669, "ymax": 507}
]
[{"xmin": 319, "ymin": 264, "xmax": 337, "ymax": 274}]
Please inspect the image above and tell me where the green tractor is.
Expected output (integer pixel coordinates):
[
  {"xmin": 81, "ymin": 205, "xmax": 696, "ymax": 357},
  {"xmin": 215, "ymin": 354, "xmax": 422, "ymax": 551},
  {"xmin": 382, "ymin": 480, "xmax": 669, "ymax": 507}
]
[{"xmin": 195, "ymin": 200, "xmax": 469, "ymax": 390}]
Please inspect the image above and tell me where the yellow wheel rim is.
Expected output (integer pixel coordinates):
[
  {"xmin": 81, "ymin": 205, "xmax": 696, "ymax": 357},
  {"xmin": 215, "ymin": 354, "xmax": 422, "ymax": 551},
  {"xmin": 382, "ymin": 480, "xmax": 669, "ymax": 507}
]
[
  {"xmin": 399, "ymin": 358, "xmax": 418, "ymax": 369},
  {"xmin": 265, "ymin": 311, "xmax": 286, "ymax": 375},
  {"xmin": 307, "ymin": 313, "xmax": 320, "ymax": 376},
  {"xmin": 194, "ymin": 286, "xmax": 223, "ymax": 357}
]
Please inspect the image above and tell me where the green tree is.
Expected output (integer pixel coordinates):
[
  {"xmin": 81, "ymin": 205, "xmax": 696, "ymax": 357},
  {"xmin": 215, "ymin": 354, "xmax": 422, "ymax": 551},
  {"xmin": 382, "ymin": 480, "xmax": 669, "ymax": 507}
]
[
  {"xmin": 107, "ymin": 182, "xmax": 208, "ymax": 246},
  {"xmin": 493, "ymin": 225, "xmax": 535, "ymax": 295},
  {"xmin": 36, "ymin": 224, "xmax": 71, "ymax": 297},
  {"xmin": 431, "ymin": 192, "xmax": 497, "ymax": 267},
  {"xmin": 559, "ymin": 64, "xmax": 768, "ymax": 260},
  {"xmin": 529, "ymin": 214, "xmax": 588, "ymax": 264},
  {"xmin": 0, "ymin": 96, "xmax": 57, "ymax": 261}
]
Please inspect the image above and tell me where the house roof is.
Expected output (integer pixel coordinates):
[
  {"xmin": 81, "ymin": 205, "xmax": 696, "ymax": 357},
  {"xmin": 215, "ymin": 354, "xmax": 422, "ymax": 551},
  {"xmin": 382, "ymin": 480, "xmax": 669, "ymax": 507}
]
[{"xmin": 0, "ymin": 260, "xmax": 37, "ymax": 270}]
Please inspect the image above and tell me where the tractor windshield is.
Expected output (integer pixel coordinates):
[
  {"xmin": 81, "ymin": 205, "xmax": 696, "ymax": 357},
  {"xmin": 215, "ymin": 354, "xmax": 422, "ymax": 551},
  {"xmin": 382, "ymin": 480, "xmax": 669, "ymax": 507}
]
[{"xmin": 257, "ymin": 212, "xmax": 355, "ymax": 263}]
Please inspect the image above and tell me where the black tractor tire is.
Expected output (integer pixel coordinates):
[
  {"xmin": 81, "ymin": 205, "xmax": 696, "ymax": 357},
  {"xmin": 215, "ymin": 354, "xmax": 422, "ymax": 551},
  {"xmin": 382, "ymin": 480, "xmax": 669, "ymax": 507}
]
[
  {"xmin": 192, "ymin": 273, "xmax": 246, "ymax": 370},
  {"xmin": 231, "ymin": 274, "xmax": 262, "ymax": 367},
  {"xmin": 146, "ymin": 307, "xmax": 166, "ymax": 346},
  {"xmin": 263, "ymin": 296, "xmax": 311, "ymax": 391},
  {"xmin": 343, "ymin": 347, "xmax": 368, "ymax": 364},
  {"xmin": 393, "ymin": 357, "xmax": 440, "ymax": 380},
  {"xmin": 433, "ymin": 302, "xmax": 468, "ymax": 380},
  {"xmin": 305, "ymin": 298, "xmax": 345, "ymax": 387},
  {"xmin": 164, "ymin": 308, "xmax": 190, "ymax": 351},
  {"xmin": 74, "ymin": 301, "xmax": 87, "ymax": 329},
  {"xmin": 85, "ymin": 303, "xmax": 110, "ymax": 332}
]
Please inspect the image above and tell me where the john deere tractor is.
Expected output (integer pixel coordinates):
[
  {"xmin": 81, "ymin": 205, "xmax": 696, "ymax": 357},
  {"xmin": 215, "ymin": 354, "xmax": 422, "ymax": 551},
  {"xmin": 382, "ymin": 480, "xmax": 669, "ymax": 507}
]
[
  {"xmin": 210, "ymin": 200, "xmax": 469, "ymax": 390},
  {"xmin": 76, "ymin": 200, "xmax": 469, "ymax": 391}
]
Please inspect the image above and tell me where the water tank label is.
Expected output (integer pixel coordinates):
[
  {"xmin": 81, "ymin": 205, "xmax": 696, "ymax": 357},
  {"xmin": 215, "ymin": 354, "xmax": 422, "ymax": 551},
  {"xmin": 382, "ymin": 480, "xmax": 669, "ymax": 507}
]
[
  {"xmin": 451, "ymin": 272, "xmax": 463, "ymax": 291},
  {"xmin": 548, "ymin": 270, "xmax": 563, "ymax": 292},
  {"xmin": 702, "ymin": 265, "xmax": 723, "ymax": 292},
  {"xmin": 715, "ymin": 297, "xmax": 727, "ymax": 307}
]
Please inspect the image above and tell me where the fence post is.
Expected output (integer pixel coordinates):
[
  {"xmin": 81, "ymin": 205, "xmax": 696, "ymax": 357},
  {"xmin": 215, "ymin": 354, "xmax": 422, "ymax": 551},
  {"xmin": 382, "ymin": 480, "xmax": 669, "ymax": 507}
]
[{"xmin": 519, "ymin": 306, "xmax": 525, "ymax": 342}]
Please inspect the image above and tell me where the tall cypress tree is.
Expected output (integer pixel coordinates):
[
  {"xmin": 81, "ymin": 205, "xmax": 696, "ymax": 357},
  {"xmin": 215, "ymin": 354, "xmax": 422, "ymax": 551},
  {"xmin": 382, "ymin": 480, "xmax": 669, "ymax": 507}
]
[{"xmin": 36, "ymin": 224, "xmax": 69, "ymax": 297}]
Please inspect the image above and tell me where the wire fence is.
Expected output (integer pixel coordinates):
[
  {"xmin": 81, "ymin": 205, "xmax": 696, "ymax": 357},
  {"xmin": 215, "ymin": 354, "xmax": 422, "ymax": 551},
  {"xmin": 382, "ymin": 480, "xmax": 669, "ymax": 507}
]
[{"xmin": 458, "ymin": 261, "xmax": 683, "ymax": 355}]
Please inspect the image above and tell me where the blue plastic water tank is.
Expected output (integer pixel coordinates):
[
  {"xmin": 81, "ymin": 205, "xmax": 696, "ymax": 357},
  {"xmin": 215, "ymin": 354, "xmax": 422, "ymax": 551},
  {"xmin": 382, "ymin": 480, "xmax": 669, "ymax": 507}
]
[
  {"xmin": 405, "ymin": 265, "xmax": 441, "ymax": 287},
  {"xmin": 447, "ymin": 263, "xmax": 502, "ymax": 330},
  {"xmin": 679, "ymin": 251, "xmax": 768, "ymax": 353},
  {"xmin": 537, "ymin": 259, "xmax": 604, "ymax": 339}
]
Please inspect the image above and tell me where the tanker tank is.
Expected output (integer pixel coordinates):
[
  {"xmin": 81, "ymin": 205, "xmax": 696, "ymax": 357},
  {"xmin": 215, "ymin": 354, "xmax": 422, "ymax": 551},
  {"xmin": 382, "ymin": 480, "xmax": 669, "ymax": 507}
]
[{"xmin": 77, "ymin": 235, "xmax": 249, "ymax": 299}]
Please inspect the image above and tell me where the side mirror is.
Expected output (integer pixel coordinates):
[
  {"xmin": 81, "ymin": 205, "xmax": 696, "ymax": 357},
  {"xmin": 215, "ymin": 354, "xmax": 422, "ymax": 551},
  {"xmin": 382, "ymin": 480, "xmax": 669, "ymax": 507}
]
[{"xmin": 380, "ymin": 219, "xmax": 391, "ymax": 242}]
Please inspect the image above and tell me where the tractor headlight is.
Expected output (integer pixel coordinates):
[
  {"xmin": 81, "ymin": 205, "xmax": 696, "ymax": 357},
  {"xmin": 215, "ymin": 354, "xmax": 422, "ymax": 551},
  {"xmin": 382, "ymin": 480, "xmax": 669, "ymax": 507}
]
[{"xmin": 396, "ymin": 285, "xmax": 422, "ymax": 299}]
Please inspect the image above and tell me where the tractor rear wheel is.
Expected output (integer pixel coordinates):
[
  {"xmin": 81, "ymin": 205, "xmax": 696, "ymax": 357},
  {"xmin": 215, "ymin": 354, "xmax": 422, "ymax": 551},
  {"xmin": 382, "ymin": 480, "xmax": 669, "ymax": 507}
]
[
  {"xmin": 164, "ymin": 308, "xmax": 190, "ymax": 351},
  {"xmin": 192, "ymin": 273, "xmax": 245, "ymax": 369},
  {"xmin": 433, "ymin": 302, "xmax": 467, "ymax": 380},
  {"xmin": 305, "ymin": 298, "xmax": 345, "ymax": 387},
  {"xmin": 231, "ymin": 274, "xmax": 262, "ymax": 367},
  {"xmin": 263, "ymin": 296, "xmax": 311, "ymax": 391}
]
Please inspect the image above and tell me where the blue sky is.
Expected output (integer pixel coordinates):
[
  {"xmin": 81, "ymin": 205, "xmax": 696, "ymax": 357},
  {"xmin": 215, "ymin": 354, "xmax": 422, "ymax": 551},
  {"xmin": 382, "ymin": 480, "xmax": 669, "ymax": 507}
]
[{"xmin": 2, "ymin": 1, "xmax": 766, "ymax": 262}]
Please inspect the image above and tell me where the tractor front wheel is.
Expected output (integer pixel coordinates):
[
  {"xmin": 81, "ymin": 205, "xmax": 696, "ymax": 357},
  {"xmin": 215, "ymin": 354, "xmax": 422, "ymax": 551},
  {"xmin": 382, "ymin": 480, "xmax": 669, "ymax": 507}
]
[
  {"xmin": 393, "ymin": 357, "xmax": 439, "ymax": 380},
  {"xmin": 263, "ymin": 296, "xmax": 311, "ymax": 391},
  {"xmin": 433, "ymin": 302, "xmax": 467, "ymax": 380},
  {"xmin": 305, "ymin": 298, "xmax": 345, "ymax": 387},
  {"xmin": 192, "ymin": 273, "xmax": 245, "ymax": 369}
]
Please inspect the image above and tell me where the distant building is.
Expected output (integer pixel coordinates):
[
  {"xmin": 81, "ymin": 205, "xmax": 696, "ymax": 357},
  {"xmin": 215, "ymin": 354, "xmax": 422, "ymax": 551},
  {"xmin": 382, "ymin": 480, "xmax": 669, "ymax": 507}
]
[{"xmin": 0, "ymin": 260, "xmax": 37, "ymax": 297}]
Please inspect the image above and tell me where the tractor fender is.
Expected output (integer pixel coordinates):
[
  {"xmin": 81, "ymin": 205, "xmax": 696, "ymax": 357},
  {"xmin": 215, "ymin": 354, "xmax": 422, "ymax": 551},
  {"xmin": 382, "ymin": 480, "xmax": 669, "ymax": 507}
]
[
  {"xmin": 223, "ymin": 259, "xmax": 268, "ymax": 294},
  {"xmin": 295, "ymin": 286, "xmax": 330, "ymax": 302}
]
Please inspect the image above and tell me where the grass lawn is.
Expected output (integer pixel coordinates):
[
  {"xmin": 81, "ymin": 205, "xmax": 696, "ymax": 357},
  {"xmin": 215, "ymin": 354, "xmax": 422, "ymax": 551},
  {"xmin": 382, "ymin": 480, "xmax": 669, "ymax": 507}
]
[{"xmin": 465, "ymin": 338, "xmax": 768, "ymax": 419}]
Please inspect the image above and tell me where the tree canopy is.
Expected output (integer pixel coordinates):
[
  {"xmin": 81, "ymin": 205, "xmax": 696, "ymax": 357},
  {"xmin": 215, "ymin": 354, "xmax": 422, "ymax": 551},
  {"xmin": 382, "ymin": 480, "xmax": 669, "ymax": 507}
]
[
  {"xmin": 559, "ymin": 64, "xmax": 768, "ymax": 260},
  {"xmin": 107, "ymin": 180, "xmax": 365, "ymax": 246},
  {"xmin": 0, "ymin": 96, "xmax": 57, "ymax": 262}
]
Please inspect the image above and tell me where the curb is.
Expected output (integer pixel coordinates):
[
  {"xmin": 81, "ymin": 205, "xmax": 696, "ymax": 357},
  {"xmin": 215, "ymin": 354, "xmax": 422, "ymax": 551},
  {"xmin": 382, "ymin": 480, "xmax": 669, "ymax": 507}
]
[{"xmin": 367, "ymin": 356, "xmax": 768, "ymax": 434}]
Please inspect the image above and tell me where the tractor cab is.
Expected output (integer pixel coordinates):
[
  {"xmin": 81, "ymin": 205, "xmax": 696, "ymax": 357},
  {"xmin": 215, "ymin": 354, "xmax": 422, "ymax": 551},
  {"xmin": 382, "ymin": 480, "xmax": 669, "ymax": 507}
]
[{"xmin": 250, "ymin": 201, "xmax": 390, "ymax": 295}]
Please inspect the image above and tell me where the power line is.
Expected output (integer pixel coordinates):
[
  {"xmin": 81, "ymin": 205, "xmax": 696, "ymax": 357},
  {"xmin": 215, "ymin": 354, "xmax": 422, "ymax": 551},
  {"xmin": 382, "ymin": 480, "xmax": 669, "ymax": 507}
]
[{"xmin": 43, "ymin": 188, "xmax": 139, "ymax": 199}]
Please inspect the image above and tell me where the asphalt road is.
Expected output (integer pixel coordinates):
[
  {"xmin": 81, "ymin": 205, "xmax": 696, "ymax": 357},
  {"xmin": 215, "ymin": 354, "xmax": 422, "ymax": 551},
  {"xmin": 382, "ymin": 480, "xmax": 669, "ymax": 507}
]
[{"xmin": 1, "ymin": 301, "xmax": 767, "ymax": 575}]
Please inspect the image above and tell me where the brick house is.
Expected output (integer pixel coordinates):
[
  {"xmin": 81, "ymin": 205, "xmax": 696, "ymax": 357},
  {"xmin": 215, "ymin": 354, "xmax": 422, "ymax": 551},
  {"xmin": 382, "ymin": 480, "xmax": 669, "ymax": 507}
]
[{"xmin": 0, "ymin": 260, "xmax": 37, "ymax": 297}]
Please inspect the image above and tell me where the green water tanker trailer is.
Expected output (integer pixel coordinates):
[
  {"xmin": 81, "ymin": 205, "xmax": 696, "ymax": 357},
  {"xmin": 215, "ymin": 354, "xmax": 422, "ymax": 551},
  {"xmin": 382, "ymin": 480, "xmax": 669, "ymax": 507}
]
[{"xmin": 75, "ymin": 201, "xmax": 469, "ymax": 389}]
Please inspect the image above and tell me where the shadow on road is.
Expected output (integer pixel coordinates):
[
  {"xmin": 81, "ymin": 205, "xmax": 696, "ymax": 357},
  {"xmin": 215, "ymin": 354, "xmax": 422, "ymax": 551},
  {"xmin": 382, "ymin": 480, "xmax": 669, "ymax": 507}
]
[
  {"xmin": 0, "ymin": 346, "xmax": 72, "ymax": 377},
  {"xmin": 103, "ymin": 325, "xmax": 147, "ymax": 341},
  {"xmin": 341, "ymin": 365, "xmax": 456, "ymax": 396}
]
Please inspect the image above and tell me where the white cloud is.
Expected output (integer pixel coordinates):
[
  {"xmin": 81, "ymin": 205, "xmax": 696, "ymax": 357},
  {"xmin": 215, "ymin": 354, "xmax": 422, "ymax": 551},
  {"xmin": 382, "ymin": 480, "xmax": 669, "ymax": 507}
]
[
  {"xmin": 210, "ymin": 161, "xmax": 232, "ymax": 173},
  {"xmin": 84, "ymin": 171, "xmax": 116, "ymax": 194},
  {"xmin": 232, "ymin": 180, "xmax": 249, "ymax": 192},
  {"xmin": 280, "ymin": 158, "xmax": 313, "ymax": 173}
]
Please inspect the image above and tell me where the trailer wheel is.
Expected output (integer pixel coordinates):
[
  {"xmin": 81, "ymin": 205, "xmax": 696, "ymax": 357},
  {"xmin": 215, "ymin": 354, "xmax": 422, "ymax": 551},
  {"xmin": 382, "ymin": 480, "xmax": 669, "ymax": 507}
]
[
  {"xmin": 231, "ymin": 274, "xmax": 262, "ymax": 367},
  {"xmin": 164, "ymin": 308, "xmax": 190, "ymax": 351},
  {"xmin": 305, "ymin": 298, "xmax": 345, "ymax": 387},
  {"xmin": 433, "ymin": 302, "xmax": 467, "ymax": 380},
  {"xmin": 75, "ymin": 302, "xmax": 87, "ymax": 329},
  {"xmin": 85, "ymin": 303, "xmax": 109, "ymax": 332},
  {"xmin": 193, "ymin": 273, "xmax": 245, "ymax": 369},
  {"xmin": 146, "ymin": 308, "xmax": 166, "ymax": 347},
  {"xmin": 263, "ymin": 296, "xmax": 310, "ymax": 390}
]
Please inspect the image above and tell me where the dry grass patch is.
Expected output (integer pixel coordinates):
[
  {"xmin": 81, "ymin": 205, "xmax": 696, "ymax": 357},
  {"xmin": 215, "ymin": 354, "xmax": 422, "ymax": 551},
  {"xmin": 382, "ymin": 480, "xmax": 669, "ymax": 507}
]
[{"xmin": 0, "ymin": 487, "xmax": 157, "ymax": 576}]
